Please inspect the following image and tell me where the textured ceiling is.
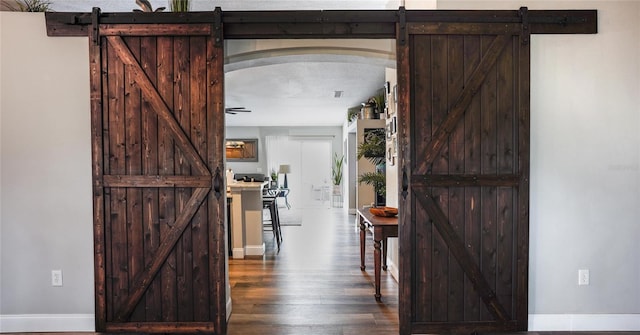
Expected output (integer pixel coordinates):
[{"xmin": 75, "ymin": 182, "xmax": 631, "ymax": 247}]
[{"xmin": 48, "ymin": 0, "xmax": 400, "ymax": 127}]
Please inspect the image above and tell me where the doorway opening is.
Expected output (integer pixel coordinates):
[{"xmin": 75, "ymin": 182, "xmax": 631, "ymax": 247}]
[{"xmin": 223, "ymin": 39, "xmax": 400, "ymax": 333}]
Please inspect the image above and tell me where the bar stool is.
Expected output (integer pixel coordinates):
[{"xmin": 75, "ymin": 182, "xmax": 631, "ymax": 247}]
[{"xmin": 262, "ymin": 196, "xmax": 282, "ymax": 249}]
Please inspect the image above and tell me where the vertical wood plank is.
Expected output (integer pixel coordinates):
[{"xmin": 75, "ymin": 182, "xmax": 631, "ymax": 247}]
[
  {"xmin": 495, "ymin": 37, "xmax": 516, "ymax": 317},
  {"xmin": 397, "ymin": 25, "xmax": 414, "ymax": 335},
  {"xmin": 90, "ymin": 32, "xmax": 107, "ymax": 330},
  {"xmin": 106, "ymin": 37, "xmax": 130, "ymax": 319},
  {"xmin": 101, "ymin": 41, "xmax": 114, "ymax": 323},
  {"xmin": 208, "ymin": 17, "xmax": 228, "ymax": 332},
  {"xmin": 430, "ymin": 35, "xmax": 449, "ymax": 175},
  {"xmin": 479, "ymin": 34, "xmax": 499, "ymax": 322},
  {"xmin": 430, "ymin": 34, "xmax": 449, "ymax": 322},
  {"xmin": 462, "ymin": 34, "xmax": 482, "ymax": 322},
  {"xmin": 411, "ymin": 34, "xmax": 432, "ymax": 323},
  {"xmin": 446, "ymin": 34, "xmax": 465, "ymax": 322},
  {"xmin": 123, "ymin": 36, "xmax": 146, "ymax": 322},
  {"xmin": 173, "ymin": 36, "xmax": 194, "ymax": 322},
  {"xmin": 190, "ymin": 35, "xmax": 211, "ymax": 321},
  {"xmin": 140, "ymin": 36, "xmax": 162, "ymax": 322},
  {"xmin": 516, "ymin": 30, "xmax": 531, "ymax": 330},
  {"xmin": 157, "ymin": 36, "xmax": 178, "ymax": 322},
  {"xmin": 413, "ymin": 35, "xmax": 433, "ymax": 167}
]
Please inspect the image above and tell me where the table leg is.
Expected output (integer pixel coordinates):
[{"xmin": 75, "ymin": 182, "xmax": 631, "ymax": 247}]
[
  {"xmin": 359, "ymin": 216, "xmax": 366, "ymax": 271},
  {"xmin": 382, "ymin": 237, "xmax": 388, "ymax": 271},
  {"xmin": 374, "ymin": 238, "xmax": 382, "ymax": 302}
]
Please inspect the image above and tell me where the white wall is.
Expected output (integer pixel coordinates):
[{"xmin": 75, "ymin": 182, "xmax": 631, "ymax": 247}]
[
  {"xmin": 384, "ymin": 67, "xmax": 400, "ymax": 281},
  {"xmin": 226, "ymin": 126, "xmax": 343, "ymax": 176},
  {"xmin": 529, "ymin": 0, "xmax": 640, "ymax": 321},
  {"xmin": 225, "ymin": 126, "xmax": 265, "ymax": 174},
  {"xmin": 1, "ymin": 1, "xmax": 640, "ymax": 331},
  {"xmin": 0, "ymin": 12, "xmax": 95, "ymax": 331}
]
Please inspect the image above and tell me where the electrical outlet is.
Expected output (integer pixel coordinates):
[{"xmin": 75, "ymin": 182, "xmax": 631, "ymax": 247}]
[
  {"xmin": 578, "ymin": 269, "xmax": 589, "ymax": 286},
  {"xmin": 51, "ymin": 269, "xmax": 63, "ymax": 287}
]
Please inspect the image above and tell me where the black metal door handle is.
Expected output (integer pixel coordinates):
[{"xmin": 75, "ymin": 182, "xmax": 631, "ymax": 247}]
[
  {"xmin": 213, "ymin": 167, "xmax": 222, "ymax": 199},
  {"xmin": 402, "ymin": 166, "xmax": 408, "ymax": 199}
]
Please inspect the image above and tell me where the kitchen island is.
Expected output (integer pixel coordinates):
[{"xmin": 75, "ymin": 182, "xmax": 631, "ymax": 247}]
[{"xmin": 227, "ymin": 181, "xmax": 267, "ymax": 259}]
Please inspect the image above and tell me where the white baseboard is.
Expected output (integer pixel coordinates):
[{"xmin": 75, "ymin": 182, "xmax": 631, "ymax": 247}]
[
  {"xmin": 232, "ymin": 247, "xmax": 245, "ymax": 259},
  {"xmin": 226, "ymin": 297, "xmax": 233, "ymax": 321},
  {"xmin": 245, "ymin": 243, "xmax": 265, "ymax": 256},
  {"xmin": 2, "ymin": 312, "xmax": 638, "ymax": 332},
  {"xmin": 386, "ymin": 258, "xmax": 399, "ymax": 283},
  {"xmin": 529, "ymin": 314, "xmax": 640, "ymax": 331},
  {"xmin": 0, "ymin": 314, "xmax": 95, "ymax": 332}
]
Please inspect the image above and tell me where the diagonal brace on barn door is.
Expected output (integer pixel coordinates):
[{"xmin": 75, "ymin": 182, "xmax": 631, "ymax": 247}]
[
  {"xmin": 114, "ymin": 187, "xmax": 210, "ymax": 322},
  {"xmin": 106, "ymin": 35, "xmax": 211, "ymax": 177},
  {"xmin": 415, "ymin": 34, "xmax": 512, "ymax": 175},
  {"xmin": 414, "ymin": 186, "xmax": 510, "ymax": 322}
]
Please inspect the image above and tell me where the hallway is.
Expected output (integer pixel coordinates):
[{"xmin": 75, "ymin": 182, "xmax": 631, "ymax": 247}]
[{"xmin": 226, "ymin": 207, "xmax": 399, "ymax": 335}]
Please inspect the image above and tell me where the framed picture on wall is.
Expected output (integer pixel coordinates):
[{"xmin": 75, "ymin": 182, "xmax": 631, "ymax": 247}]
[
  {"xmin": 225, "ymin": 138, "xmax": 258, "ymax": 162},
  {"xmin": 393, "ymin": 84, "xmax": 398, "ymax": 103},
  {"xmin": 391, "ymin": 116, "xmax": 397, "ymax": 134}
]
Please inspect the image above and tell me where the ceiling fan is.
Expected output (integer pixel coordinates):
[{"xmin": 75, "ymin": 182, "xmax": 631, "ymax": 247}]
[{"xmin": 225, "ymin": 107, "xmax": 252, "ymax": 115}]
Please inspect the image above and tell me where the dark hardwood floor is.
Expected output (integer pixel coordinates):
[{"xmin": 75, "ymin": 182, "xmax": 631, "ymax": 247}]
[{"xmin": 227, "ymin": 206, "xmax": 399, "ymax": 335}]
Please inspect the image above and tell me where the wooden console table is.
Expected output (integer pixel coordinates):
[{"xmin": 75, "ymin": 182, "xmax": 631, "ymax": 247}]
[{"xmin": 357, "ymin": 207, "xmax": 398, "ymax": 301}]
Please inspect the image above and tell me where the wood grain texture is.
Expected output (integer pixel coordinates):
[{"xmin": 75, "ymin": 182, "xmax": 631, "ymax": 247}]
[
  {"xmin": 89, "ymin": 30, "xmax": 106, "ymax": 332},
  {"xmin": 92, "ymin": 29, "xmax": 225, "ymax": 332},
  {"xmin": 45, "ymin": 10, "xmax": 598, "ymax": 38},
  {"xmin": 405, "ymin": 21, "xmax": 529, "ymax": 333}
]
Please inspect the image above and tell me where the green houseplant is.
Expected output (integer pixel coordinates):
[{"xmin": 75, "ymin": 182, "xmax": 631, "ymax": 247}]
[
  {"xmin": 357, "ymin": 128, "xmax": 386, "ymax": 206},
  {"xmin": 1, "ymin": 0, "xmax": 52, "ymax": 11},
  {"xmin": 169, "ymin": 0, "xmax": 190, "ymax": 12},
  {"xmin": 332, "ymin": 153, "xmax": 344, "ymax": 186},
  {"xmin": 357, "ymin": 171, "xmax": 386, "ymax": 197},
  {"xmin": 370, "ymin": 92, "xmax": 385, "ymax": 114},
  {"xmin": 134, "ymin": 0, "xmax": 165, "ymax": 12}
]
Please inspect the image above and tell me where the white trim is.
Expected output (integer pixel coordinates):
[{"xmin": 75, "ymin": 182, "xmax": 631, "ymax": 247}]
[
  {"xmin": 529, "ymin": 314, "xmax": 640, "ymax": 331},
  {"xmin": 232, "ymin": 247, "xmax": 245, "ymax": 259},
  {"xmin": 226, "ymin": 297, "xmax": 233, "ymax": 321},
  {"xmin": 0, "ymin": 314, "xmax": 95, "ymax": 332},
  {"xmin": 1, "ymin": 313, "xmax": 638, "ymax": 332},
  {"xmin": 386, "ymin": 258, "xmax": 399, "ymax": 283},
  {"xmin": 244, "ymin": 243, "xmax": 265, "ymax": 256}
]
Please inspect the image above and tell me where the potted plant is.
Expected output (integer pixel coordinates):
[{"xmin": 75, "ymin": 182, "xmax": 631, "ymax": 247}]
[
  {"xmin": 371, "ymin": 92, "xmax": 386, "ymax": 115},
  {"xmin": 1, "ymin": 0, "xmax": 52, "ymax": 11},
  {"xmin": 357, "ymin": 128, "xmax": 386, "ymax": 206},
  {"xmin": 357, "ymin": 171, "xmax": 386, "ymax": 199},
  {"xmin": 332, "ymin": 153, "xmax": 344, "ymax": 188},
  {"xmin": 169, "ymin": 0, "xmax": 190, "ymax": 12},
  {"xmin": 347, "ymin": 107, "xmax": 360, "ymax": 124},
  {"xmin": 133, "ymin": 0, "xmax": 165, "ymax": 12}
]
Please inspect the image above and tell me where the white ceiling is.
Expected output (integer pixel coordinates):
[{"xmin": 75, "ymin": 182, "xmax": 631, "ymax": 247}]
[{"xmin": 46, "ymin": 0, "xmax": 402, "ymax": 127}]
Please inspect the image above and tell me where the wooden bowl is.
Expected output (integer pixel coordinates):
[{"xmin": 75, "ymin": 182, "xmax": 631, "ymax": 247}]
[{"xmin": 369, "ymin": 206, "xmax": 398, "ymax": 217}]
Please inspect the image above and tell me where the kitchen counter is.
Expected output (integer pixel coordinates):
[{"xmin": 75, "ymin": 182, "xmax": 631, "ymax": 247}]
[{"xmin": 227, "ymin": 181, "xmax": 268, "ymax": 259}]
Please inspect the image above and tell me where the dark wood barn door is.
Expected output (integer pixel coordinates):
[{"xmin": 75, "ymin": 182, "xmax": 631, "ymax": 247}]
[
  {"xmin": 89, "ymin": 16, "xmax": 227, "ymax": 333},
  {"xmin": 397, "ymin": 13, "xmax": 531, "ymax": 334}
]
